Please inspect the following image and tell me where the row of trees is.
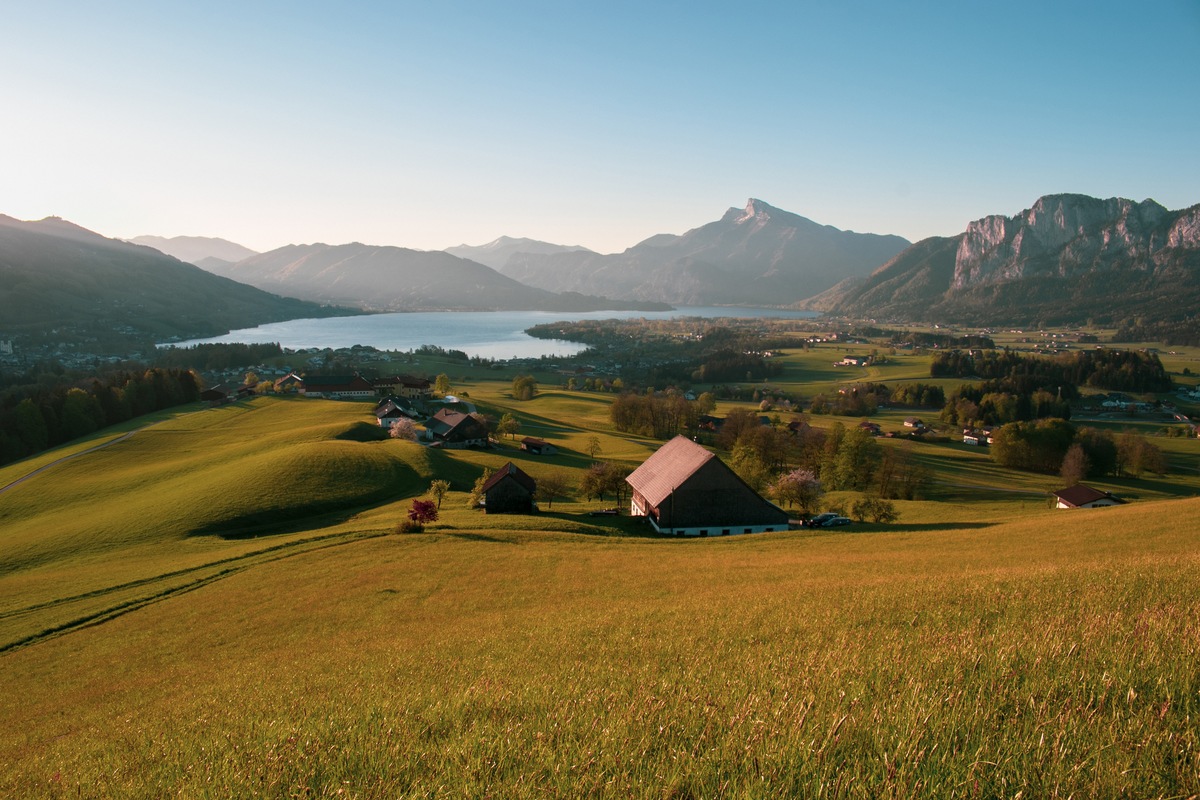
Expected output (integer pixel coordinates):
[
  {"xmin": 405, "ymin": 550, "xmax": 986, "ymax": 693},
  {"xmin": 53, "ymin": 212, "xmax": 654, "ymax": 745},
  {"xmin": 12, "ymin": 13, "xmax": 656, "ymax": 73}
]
[
  {"xmin": 0, "ymin": 368, "xmax": 202, "ymax": 466},
  {"xmin": 931, "ymin": 348, "xmax": 1172, "ymax": 394},
  {"xmin": 940, "ymin": 383, "xmax": 1072, "ymax": 427},
  {"xmin": 990, "ymin": 419, "xmax": 1167, "ymax": 479}
]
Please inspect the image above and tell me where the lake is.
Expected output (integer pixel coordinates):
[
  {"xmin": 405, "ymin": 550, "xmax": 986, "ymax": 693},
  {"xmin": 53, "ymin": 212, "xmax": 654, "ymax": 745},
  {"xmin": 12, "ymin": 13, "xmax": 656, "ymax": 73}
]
[{"xmin": 169, "ymin": 307, "xmax": 820, "ymax": 360}]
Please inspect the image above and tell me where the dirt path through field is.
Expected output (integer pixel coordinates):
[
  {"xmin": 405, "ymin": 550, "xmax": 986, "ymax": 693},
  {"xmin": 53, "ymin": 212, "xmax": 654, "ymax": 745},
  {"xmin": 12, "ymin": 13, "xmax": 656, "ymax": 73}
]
[{"xmin": 0, "ymin": 428, "xmax": 145, "ymax": 497}]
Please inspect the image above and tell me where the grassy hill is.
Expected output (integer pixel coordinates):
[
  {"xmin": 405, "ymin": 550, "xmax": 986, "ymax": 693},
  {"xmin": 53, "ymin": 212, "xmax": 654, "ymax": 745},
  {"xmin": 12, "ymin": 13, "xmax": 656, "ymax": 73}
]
[
  {"xmin": 1, "ymin": 387, "xmax": 1198, "ymax": 796},
  {"xmin": 0, "ymin": 215, "xmax": 346, "ymax": 349}
]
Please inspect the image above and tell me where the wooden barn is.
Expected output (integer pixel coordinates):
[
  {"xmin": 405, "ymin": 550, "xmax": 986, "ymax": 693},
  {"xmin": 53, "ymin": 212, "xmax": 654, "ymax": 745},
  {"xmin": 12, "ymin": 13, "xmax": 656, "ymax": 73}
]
[
  {"xmin": 520, "ymin": 436, "xmax": 557, "ymax": 455},
  {"xmin": 625, "ymin": 436, "xmax": 790, "ymax": 536},
  {"xmin": 481, "ymin": 462, "xmax": 537, "ymax": 514}
]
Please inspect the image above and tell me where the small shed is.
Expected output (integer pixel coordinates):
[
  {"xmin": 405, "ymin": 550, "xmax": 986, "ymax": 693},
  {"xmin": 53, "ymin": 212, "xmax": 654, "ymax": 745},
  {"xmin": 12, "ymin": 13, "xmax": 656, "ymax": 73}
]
[
  {"xmin": 481, "ymin": 462, "xmax": 537, "ymax": 514},
  {"xmin": 200, "ymin": 384, "xmax": 232, "ymax": 406},
  {"xmin": 520, "ymin": 437, "xmax": 557, "ymax": 455}
]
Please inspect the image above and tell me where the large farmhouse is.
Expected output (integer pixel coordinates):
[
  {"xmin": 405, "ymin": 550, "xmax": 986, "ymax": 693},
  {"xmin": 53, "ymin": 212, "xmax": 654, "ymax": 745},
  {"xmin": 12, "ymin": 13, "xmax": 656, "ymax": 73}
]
[
  {"xmin": 298, "ymin": 374, "xmax": 375, "ymax": 400},
  {"xmin": 625, "ymin": 436, "xmax": 790, "ymax": 536}
]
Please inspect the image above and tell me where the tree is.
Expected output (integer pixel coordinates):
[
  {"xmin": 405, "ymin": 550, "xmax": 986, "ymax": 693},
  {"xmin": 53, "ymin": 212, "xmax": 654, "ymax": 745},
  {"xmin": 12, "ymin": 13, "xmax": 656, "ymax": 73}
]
[
  {"xmin": 434, "ymin": 373, "xmax": 452, "ymax": 396},
  {"xmin": 826, "ymin": 427, "xmax": 879, "ymax": 491},
  {"xmin": 852, "ymin": 495, "xmax": 898, "ymax": 524},
  {"xmin": 1116, "ymin": 432, "xmax": 1167, "ymax": 478},
  {"xmin": 429, "ymin": 479, "xmax": 450, "ymax": 509},
  {"xmin": 512, "ymin": 374, "xmax": 538, "ymax": 401},
  {"xmin": 389, "ymin": 418, "xmax": 418, "ymax": 441},
  {"xmin": 13, "ymin": 399, "xmax": 48, "ymax": 454},
  {"xmin": 694, "ymin": 392, "xmax": 717, "ymax": 416},
  {"xmin": 585, "ymin": 435, "xmax": 602, "ymax": 460},
  {"xmin": 468, "ymin": 468, "xmax": 493, "ymax": 508},
  {"xmin": 536, "ymin": 471, "xmax": 570, "ymax": 509},
  {"xmin": 578, "ymin": 462, "xmax": 629, "ymax": 506},
  {"xmin": 1059, "ymin": 443, "xmax": 1090, "ymax": 487},
  {"xmin": 579, "ymin": 462, "xmax": 607, "ymax": 503},
  {"xmin": 497, "ymin": 413, "xmax": 521, "ymax": 440},
  {"xmin": 406, "ymin": 499, "xmax": 438, "ymax": 531},
  {"xmin": 729, "ymin": 441, "xmax": 773, "ymax": 492},
  {"xmin": 768, "ymin": 468, "xmax": 823, "ymax": 515}
]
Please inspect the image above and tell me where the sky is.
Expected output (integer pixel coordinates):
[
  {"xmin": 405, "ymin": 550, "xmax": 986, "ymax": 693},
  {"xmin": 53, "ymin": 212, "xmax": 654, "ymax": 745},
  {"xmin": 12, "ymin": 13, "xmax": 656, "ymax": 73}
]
[{"xmin": 2, "ymin": 1, "xmax": 1198, "ymax": 255}]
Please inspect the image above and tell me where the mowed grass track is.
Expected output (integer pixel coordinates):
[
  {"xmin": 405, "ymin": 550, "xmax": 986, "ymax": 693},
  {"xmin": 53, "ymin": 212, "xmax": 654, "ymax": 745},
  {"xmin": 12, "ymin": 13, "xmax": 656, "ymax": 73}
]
[
  {"xmin": 2, "ymin": 498, "xmax": 1199, "ymax": 797},
  {"xmin": 0, "ymin": 397, "xmax": 434, "ymax": 649}
]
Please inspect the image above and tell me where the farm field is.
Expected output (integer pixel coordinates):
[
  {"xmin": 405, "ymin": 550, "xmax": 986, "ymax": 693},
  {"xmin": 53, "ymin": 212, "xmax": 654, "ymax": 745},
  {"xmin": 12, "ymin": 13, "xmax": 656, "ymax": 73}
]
[{"xmin": 2, "ymin": 367, "xmax": 1199, "ymax": 797}]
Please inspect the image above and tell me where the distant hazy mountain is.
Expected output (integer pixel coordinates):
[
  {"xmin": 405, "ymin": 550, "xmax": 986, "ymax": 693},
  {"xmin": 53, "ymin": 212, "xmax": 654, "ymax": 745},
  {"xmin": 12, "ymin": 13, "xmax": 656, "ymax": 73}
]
[
  {"xmin": 497, "ymin": 199, "xmax": 910, "ymax": 306},
  {"xmin": 128, "ymin": 234, "xmax": 258, "ymax": 265},
  {"xmin": 819, "ymin": 194, "xmax": 1200, "ymax": 325},
  {"xmin": 444, "ymin": 236, "xmax": 594, "ymax": 271},
  {"xmin": 0, "ymin": 216, "xmax": 343, "ymax": 347},
  {"xmin": 208, "ymin": 242, "xmax": 667, "ymax": 312}
]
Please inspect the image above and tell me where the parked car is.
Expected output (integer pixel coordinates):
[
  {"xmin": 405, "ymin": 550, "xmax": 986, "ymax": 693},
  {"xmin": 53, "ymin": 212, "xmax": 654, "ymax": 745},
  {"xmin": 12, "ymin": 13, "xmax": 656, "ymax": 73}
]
[
  {"xmin": 820, "ymin": 516, "xmax": 852, "ymax": 527},
  {"xmin": 802, "ymin": 512, "xmax": 839, "ymax": 528}
]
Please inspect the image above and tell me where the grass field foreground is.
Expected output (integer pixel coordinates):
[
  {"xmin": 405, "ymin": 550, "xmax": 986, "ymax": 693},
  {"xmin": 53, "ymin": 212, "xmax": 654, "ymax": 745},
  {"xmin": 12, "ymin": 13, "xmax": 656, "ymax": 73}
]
[{"xmin": 2, "ymin": 498, "xmax": 1198, "ymax": 797}]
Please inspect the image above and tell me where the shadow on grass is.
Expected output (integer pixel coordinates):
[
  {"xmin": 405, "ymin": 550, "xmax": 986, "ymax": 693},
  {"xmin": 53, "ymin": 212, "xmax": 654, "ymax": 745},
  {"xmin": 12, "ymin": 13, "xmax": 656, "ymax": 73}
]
[
  {"xmin": 856, "ymin": 521, "xmax": 999, "ymax": 533},
  {"xmin": 442, "ymin": 532, "xmax": 518, "ymax": 544}
]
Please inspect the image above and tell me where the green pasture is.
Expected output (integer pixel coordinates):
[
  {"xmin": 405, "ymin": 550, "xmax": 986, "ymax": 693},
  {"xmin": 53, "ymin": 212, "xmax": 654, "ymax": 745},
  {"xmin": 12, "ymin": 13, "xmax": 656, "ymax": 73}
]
[
  {"xmin": 1, "ymin": 495, "xmax": 1197, "ymax": 797},
  {"xmin": 1, "ymin": 376, "xmax": 1199, "ymax": 797}
]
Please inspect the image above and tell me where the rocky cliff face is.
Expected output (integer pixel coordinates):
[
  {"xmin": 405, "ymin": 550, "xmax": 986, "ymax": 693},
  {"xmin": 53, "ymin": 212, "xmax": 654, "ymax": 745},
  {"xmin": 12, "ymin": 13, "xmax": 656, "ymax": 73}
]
[
  {"xmin": 953, "ymin": 195, "xmax": 1180, "ymax": 289},
  {"xmin": 822, "ymin": 194, "xmax": 1200, "ymax": 325}
]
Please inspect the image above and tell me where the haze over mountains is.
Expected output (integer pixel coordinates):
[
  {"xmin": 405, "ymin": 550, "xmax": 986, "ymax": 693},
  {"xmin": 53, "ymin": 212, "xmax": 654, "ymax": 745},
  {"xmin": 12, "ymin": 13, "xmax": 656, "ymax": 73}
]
[
  {"xmin": 156, "ymin": 199, "xmax": 911, "ymax": 312},
  {"xmin": 444, "ymin": 236, "xmax": 593, "ymax": 271},
  {"xmin": 810, "ymin": 194, "xmax": 1200, "ymax": 325},
  {"xmin": 127, "ymin": 235, "xmax": 258, "ymax": 268},
  {"xmin": 197, "ymin": 243, "xmax": 665, "ymax": 313},
  {"xmin": 497, "ymin": 199, "xmax": 911, "ymax": 306},
  {"xmin": 4, "ymin": 192, "xmax": 1198, "ymax": 354},
  {"xmin": 0, "ymin": 216, "xmax": 341, "ymax": 348}
]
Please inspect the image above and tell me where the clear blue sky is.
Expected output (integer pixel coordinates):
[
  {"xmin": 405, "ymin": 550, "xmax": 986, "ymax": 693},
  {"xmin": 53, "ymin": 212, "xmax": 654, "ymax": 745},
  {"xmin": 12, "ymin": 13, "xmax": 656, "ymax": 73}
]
[{"xmin": 2, "ymin": 1, "xmax": 1197, "ymax": 254}]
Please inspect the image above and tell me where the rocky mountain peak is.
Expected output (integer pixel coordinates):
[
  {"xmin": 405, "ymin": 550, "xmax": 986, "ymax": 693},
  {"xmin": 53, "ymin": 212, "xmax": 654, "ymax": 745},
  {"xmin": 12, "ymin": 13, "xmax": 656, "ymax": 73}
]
[{"xmin": 734, "ymin": 198, "xmax": 776, "ymax": 225}]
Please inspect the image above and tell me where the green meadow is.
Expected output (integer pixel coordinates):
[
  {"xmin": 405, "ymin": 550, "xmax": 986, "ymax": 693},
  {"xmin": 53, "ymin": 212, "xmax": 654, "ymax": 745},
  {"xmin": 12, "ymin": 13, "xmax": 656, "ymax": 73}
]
[{"xmin": 2, "ymin": 355, "xmax": 1199, "ymax": 796}]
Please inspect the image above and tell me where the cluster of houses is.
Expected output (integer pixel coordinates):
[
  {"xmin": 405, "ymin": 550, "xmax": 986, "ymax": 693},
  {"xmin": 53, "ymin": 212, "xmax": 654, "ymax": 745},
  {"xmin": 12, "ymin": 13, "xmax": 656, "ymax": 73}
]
[{"xmin": 276, "ymin": 372, "xmax": 433, "ymax": 401}]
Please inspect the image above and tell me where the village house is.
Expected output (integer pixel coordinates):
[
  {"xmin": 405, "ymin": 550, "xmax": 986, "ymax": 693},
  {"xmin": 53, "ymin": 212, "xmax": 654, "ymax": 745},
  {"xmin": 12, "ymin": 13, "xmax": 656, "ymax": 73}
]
[
  {"xmin": 481, "ymin": 462, "xmax": 537, "ymax": 514},
  {"xmin": 199, "ymin": 384, "xmax": 233, "ymax": 406},
  {"xmin": 520, "ymin": 436, "xmax": 557, "ymax": 455},
  {"xmin": 423, "ymin": 409, "xmax": 489, "ymax": 448},
  {"xmin": 835, "ymin": 355, "xmax": 869, "ymax": 367},
  {"xmin": 625, "ymin": 435, "xmax": 790, "ymax": 537},
  {"xmin": 374, "ymin": 396, "xmax": 420, "ymax": 428},
  {"xmin": 274, "ymin": 372, "xmax": 304, "ymax": 393},
  {"xmin": 299, "ymin": 374, "xmax": 375, "ymax": 400},
  {"xmin": 1052, "ymin": 484, "xmax": 1126, "ymax": 509},
  {"xmin": 372, "ymin": 374, "xmax": 432, "ymax": 400},
  {"xmin": 903, "ymin": 417, "xmax": 925, "ymax": 429}
]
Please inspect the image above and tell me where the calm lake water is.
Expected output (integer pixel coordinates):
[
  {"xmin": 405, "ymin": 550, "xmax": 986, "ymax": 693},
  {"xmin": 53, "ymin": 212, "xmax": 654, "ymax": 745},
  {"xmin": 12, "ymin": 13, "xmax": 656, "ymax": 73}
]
[{"xmin": 170, "ymin": 307, "xmax": 820, "ymax": 360}]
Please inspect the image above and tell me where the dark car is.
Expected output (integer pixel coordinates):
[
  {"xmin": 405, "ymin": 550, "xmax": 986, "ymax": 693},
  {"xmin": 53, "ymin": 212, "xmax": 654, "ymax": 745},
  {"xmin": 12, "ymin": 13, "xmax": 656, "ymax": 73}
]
[
  {"xmin": 803, "ymin": 512, "xmax": 839, "ymax": 528},
  {"xmin": 820, "ymin": 516, "xmax": 852, "ymax": 527}
]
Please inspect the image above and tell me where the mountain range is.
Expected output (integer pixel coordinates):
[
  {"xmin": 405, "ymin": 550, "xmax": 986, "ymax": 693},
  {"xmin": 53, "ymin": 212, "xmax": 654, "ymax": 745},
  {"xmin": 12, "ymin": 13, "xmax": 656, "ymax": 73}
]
[
  {"xmin": 444, "ymin": 236, "xmax": 593, "ymax": 271},
  {"xmin": 127, "ymin": 235, "xmax": 258, "ymax": 269},
  {"xmin": 496, "ymin": 199, "xmax": 911, "ymax": 306},
  {"xmin": 6, "ymin": 192, "xmax": 1197, "ymax": 352},
  {"xmin": 0, "ymin": 216, "xmax": 343, "ymax": 349},
  {"xmin": 197, "ymin": 243, "xmax": 667, "ymax": 313},
  {"xmin": 811, "ymin": 194, "xmax": 1200, "ymax": 325}
]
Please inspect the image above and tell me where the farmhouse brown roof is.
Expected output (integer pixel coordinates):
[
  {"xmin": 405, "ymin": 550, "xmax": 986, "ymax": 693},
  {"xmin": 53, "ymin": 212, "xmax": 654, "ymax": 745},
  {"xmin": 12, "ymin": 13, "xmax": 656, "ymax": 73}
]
[
  {"xmin": 1053, "ymin": 484, "xmax": 1124, "ymax": 508},
  {"xmin": 481, "ymin": 462, "xmax": 537, "ymax": 494},
  {"xmin": 625, "ymin": 436, "xmax": 717, "ymax": 508}
]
